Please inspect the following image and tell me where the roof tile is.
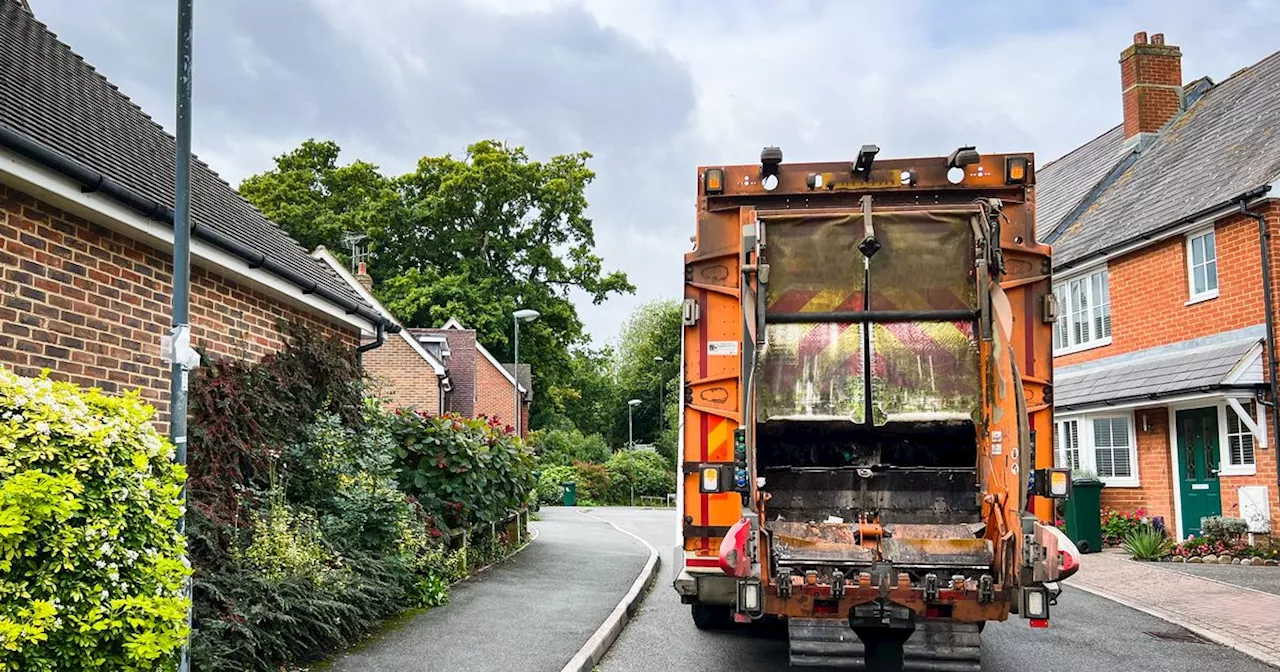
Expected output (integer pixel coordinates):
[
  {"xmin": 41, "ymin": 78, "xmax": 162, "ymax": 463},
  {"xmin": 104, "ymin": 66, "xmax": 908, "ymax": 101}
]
[{"xmin": 0, "ymin": 1, "xmax": 365, "ymax": 310}]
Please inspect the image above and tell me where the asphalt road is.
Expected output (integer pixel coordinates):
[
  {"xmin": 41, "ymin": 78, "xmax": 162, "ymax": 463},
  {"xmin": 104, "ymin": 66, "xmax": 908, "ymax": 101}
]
[
  {"xmin": 592, "ymin": 508, "xmax": 1273, "ymax": 672},
  {"xmin": 325, "ymin": 507, "xmax": 648, "ymax": 672}
]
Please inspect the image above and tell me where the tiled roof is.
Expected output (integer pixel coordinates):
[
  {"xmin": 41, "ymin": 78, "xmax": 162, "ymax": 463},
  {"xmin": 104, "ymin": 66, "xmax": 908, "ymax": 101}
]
[
  {"xmin": 0, "ymin": 1, "xmax": 366, "ymax": 310},
  {"xmin": 1044, "ymin": 50, "xmax": 1280, "ymax": 267},
  {"xmin": 503, "ymin": 363, "xmax": 532, "ymax": 401},
  {"xmin": 1035, "ymin": 125, "xmax": 1124, "ymax": 243},
  {"xmin": 1055, "ymin": 326, "xmax": 1265, "ymax": 410}
]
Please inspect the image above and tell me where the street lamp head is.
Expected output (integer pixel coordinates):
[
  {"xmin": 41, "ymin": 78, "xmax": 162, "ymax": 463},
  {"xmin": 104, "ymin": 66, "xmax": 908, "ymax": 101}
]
[
  {"xmin": 628, "ymin": 399, "xmax": 642, "ymax": 407},
  {"xmin": 513, "ymin": 308, "xmax": 540, "ymax": 321},
  {"xmin": 653, "ymin": 355, "xmax": 664, "ymax": 363}
]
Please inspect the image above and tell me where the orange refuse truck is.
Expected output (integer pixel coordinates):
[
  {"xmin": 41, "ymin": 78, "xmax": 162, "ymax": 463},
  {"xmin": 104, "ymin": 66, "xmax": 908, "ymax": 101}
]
[{"xmin": 672, "ymin": 146, "xmax": 1081, "ymax": 671}]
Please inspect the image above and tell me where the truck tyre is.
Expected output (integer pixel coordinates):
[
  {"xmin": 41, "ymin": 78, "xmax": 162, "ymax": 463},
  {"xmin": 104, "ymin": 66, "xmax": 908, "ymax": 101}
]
[{"xmin": 691, "ymin": 602, "xmax": 732, "ymax": 630}]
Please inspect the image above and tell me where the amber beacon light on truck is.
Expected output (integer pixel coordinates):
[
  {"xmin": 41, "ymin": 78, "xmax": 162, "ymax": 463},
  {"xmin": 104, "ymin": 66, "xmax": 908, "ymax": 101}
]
[{"xmin": 675, "ymin": 144, "xmax": 1079, "ymax": 671}]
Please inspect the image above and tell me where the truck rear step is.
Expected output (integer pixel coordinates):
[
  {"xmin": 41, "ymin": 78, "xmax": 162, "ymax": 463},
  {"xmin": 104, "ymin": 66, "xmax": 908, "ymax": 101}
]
[{"xmin": 789, "ymin": 618, "xmax": 981, "ymax": 671}]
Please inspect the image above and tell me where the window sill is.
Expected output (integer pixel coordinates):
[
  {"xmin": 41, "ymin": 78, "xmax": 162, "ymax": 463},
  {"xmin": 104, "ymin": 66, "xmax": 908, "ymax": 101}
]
[
  {"xmin": 1186, "ymin": 290, "xmax": 1219, "ymax": 306},
  {"xmin": 1219, "ymin": 466, "xmax": 1257, "ymax": 478},
  {"xmin": 1100, "ymin": 478, "xmax": 1140, "ymax": 488},
  {"xmin": 1053, "ymin": 337, "xmax": 1112, "ymax": 358}
]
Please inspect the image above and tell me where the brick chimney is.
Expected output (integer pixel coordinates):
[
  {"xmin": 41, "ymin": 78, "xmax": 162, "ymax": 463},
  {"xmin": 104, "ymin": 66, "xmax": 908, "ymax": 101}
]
[
  {"xmin": 355, "ymin": 261, "xmax": 374, "ymax": 291},
  {"xmin": 1120, "ymin": 31, "xmax": 1183, "ymax": 146}
]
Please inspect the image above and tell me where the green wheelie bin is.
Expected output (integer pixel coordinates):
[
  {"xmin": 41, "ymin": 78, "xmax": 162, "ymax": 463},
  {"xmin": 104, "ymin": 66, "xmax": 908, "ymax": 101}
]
[{"xmin": 1064, "ymin": 477, "xmax": 1104, "ymax": 553}]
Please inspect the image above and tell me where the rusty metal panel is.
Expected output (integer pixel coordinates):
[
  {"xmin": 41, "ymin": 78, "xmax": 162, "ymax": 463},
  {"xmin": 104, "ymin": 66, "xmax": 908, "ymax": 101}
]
[
  {"xmin": 868, "ymin": 211, "xmax": 977, "ymax": 311},
  {"xmin": 763, "ymin": 213, "xmax": 865, "ymax": 314},
  {"xmin": 882, "ymin": 538, "xmax": 994, "ymax": 568},
  {"xmin": 870, "ymin": 321, "xmax": 980, "ymax": 423},
  {"xmin": 768, "ymin": 520, "xmax": 876, "ymax": 564},
  {"xmin": 758, "ymin": 322, "xmax": 865, "ymax": 422}
]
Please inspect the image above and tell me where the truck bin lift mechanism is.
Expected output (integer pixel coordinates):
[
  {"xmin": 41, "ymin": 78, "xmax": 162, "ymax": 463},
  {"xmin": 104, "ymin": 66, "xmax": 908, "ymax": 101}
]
[{"xmin": 673, "ymin": 146, "xmax": 1080, "ymax": 671}]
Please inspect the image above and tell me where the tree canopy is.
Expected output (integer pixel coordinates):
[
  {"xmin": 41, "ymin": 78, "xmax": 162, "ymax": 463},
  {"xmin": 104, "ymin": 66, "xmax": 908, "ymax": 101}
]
[
  {"xmin": 240, "ymin": 139, "xmax": 634, "ymax": 430},
  {"xmin": 609, "ymin": 300, "xmax": 681, "ymax": 460}
]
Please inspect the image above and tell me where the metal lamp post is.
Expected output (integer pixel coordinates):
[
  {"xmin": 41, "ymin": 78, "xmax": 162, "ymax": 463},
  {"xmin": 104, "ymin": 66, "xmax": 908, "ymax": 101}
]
[
  {"xmin": 653, "ymin": 356, "xmax": 665, "ymax": 439},
  {"xmin": 512, "ymin": 309, "xmax": 540, "ymax": 437},
  {"xmin": 627, "ymin": 398, "xmax": 641, "ymax": 506}
]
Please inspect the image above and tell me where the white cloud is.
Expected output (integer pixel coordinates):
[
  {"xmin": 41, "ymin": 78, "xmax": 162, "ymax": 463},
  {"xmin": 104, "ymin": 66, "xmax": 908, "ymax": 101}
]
[{"xmin": 27, "ymin": 0, "xmax": 1280, "ymax": 347}]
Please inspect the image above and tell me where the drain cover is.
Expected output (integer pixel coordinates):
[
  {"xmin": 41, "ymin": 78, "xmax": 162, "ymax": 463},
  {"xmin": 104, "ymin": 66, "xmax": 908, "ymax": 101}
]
[{"xmin": 1144, "ymin": 630, "xmax": 1208, "ymax": 644}]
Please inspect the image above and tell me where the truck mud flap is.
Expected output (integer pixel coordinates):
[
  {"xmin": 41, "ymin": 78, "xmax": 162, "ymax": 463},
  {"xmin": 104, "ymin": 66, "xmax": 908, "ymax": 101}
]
[{"xmin": 788, "ymin": 619, "xmax": 981, "ymax": 671}]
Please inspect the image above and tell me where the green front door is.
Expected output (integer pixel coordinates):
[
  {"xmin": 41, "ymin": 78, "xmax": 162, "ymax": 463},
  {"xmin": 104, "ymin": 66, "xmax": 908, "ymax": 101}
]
[{"xmin": 1176, "ymin": 407, "xmax": 1222, "ymax": 538}]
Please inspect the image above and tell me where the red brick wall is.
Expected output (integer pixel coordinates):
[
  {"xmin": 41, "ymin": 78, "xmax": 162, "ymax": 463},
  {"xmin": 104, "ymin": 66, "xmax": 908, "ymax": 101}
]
[
  {"xmin": 474, "ymin": 352, "xmax": 518, "ymax": 430},
  {"xmin": 1057, "ymin": 205, "xmax": 1280, "ymax": 368},
  {"xmin": 1219, "ymin": 419, "xmax": 1280, "ymax": 534},
  {"xmin": 0, "ymin": 185, "xmax": 359, "ymax": 430},
  {"xmin": 1099, "ymin": 408, "xmax": 1176, "ymax": 525},
  {"xmin": 363, "ymin": 333, "xmax": 441, "ymax": 414}
]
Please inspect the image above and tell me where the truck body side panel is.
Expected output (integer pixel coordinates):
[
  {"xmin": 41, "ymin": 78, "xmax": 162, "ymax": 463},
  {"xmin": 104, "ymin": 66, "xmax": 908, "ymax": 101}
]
[{"xmin": 682, "ymin": 207, "xmax": 750, "ymax": 550}]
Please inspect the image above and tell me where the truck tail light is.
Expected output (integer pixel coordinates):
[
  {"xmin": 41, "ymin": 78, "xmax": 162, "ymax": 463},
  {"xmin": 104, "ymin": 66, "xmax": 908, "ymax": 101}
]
[
  {"xmin": 740, "ymin": 580, "xmax": 761, "ymax": 613},
  {"xmin": 1034, "ymin": 468, "xmax": 1072, "ymax": 499},
  {"xmin": 1006, "ymin": 156, "xmax": 1029, "ymax": 184},
  {"xmin": 704, "ymin": 168, "xmax": 725, "ymax": 194},
  {"xmin": 1022, "ymin": 585, "xmax": 1049, "ymax": 620},
  {"xmin": 701, "ymin": 467, "xmax": 720, "ymax": 492}
]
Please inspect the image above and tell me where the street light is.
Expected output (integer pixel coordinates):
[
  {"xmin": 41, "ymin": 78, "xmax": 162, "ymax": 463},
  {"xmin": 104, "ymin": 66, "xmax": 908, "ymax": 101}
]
[
  {"xmin": 627, "ymin": 398, "xmax": 642, "ymax": 449},
  {"xmin": 627, "ymin": 398, "xmax": 642, "ymax": 506},
  {"xmin": 653, "ymin": 356, "xmax": 665, "ymax": 440},
  {"xmin": 512, "ymin": 308, "xmax": 540, "ymax": 437}
]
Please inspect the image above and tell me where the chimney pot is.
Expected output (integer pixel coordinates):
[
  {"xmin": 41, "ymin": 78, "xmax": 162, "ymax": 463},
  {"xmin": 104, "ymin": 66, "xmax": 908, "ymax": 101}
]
[
  {"xmin": 1151, "ymin": 33, "xmax": 1164, "ymax": 45},
  {"xmin": 1134, "ymin": 31, "xmax": 1147, "ymax": 45},
  {"xmin": 355, "ymin": 261, "xmax": 374, "ymax": 291}
]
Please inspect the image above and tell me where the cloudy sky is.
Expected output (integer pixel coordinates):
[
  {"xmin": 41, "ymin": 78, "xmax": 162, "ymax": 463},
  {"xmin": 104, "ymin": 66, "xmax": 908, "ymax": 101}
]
[{"xmin": 27, "ymin": 0, "xmax": 1280, "ymax": 346}]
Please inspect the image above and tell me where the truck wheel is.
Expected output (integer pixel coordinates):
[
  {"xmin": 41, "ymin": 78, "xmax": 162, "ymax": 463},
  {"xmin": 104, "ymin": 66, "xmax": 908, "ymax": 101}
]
[{"xmin": 691, "ymin": 603, "xmax": 732, "ymax": 630}]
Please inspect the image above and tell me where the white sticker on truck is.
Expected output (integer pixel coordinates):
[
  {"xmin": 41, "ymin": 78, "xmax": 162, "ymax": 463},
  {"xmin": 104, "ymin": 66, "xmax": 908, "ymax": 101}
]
[{"xmin": 708, "ymin": 341, "xmax": 739, "ymax": 356}]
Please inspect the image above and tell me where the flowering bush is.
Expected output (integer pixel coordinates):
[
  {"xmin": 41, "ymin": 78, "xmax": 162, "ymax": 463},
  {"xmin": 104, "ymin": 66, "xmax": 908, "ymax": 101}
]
[
  {"xmin": 1101, "ymin": 508, "xmax": 1148, "ymax": 546},
  {"xmin": 392, "ymin": 412, "xmax": 536, "ymax": 530},
  {"xmin": 0, "ymin": 368, "xmax": 190, "ymax": 671},
  {"xmin": 536, "ymin": 465, "xmax": 581, "ymax": 506}
]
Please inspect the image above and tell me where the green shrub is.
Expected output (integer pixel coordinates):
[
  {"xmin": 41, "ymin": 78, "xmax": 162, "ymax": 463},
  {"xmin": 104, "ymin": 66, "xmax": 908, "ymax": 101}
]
[
  {"xmin": 536, "ymin": 465, "xmax": 580, "ymax": 506},
  {"xmin": 605, "ymin": 450, "xmax": 675, "ymax": 504},
  {"xmin": 530, "ymin": 428, "xmax": 611, "ymax": 466},
  {"xmin": 1123, "ymin": 525, "xmax": 1173, "ymax": 561},
  {"xmin": 0, "ymin": 368, "xmax": 190, "ymax": 672},
  {"xmin": 1199, "ymin": 516, "xmax": 1248, "ymax": 544},
  {"xmin": 571, "ymin": 460, "xmax": 610, "ymax": 501},
  {"xmin": 392, "ymin": 412, "xmax": 536, "ymax": 530}
]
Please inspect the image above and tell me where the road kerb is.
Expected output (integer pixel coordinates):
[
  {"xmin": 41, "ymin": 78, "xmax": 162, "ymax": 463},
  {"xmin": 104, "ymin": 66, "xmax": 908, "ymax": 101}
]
[
  {"xmin": 1066, "ymin": 581, "xmax": 1280, "ymax": 669},
  {"xmin": 560, "ymin": 510, "xmax": 661, "ymax": 672}
]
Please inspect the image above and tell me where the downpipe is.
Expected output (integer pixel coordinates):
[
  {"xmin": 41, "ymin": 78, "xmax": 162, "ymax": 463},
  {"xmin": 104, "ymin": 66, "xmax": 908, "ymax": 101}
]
[{"xmin": 1239, "ymin": 201, "xmax": 1280, "ymax": 495}]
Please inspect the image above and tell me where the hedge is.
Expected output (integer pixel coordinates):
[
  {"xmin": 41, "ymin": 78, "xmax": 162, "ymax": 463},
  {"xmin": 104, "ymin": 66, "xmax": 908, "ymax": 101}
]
[{"xmin": 0, "ymin": 368, "xmax": 189, "ymax": 672}]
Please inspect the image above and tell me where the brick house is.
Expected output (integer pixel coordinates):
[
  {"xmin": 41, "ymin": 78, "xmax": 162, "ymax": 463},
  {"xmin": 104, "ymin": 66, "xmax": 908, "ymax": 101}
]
[
  {"xmin": 1038, "ymin": 31, "xmax": 1280, "ymax": 540},
  {"xmin": 0, "ymin": 1, "xmax": 396, "ymax": 428},
  {"xmin": 411, "ymin": 318, "xmax": 530, "ymax": 435},
  {"xmin": 312, "ymin": 248, "xmax": 449, "ymax": 414}
]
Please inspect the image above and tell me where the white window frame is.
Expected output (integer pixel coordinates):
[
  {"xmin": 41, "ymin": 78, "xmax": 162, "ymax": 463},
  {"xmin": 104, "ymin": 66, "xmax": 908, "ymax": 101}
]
[
  {"xmin": 1053, "ymin": 418, "xmax": 1082, "ymax": 472},
  {"xmin": 1052, "ymin": 267, "xmax": 1112, "ymax": 356},
  {"xmin": 1054, "ymin": 411, "xmax": 1140, "ymax": 487},
  {"xmin": 1218, "ymin": 398, "xmax": 1266, "ymax": 477},
  {"xmin": 1185, "ymin": 227, "xmax": 1219, "ymax": 304}
]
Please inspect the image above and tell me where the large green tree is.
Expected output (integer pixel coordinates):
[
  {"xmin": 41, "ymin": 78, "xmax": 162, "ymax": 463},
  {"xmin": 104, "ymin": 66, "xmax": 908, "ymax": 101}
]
[
  {"xmin": 240, "ymin": 139, "xmax": 634, "ymax": 431},
  {"xmin": 610, "ymin": 300, "xmax": 682, "ymax": 460}
]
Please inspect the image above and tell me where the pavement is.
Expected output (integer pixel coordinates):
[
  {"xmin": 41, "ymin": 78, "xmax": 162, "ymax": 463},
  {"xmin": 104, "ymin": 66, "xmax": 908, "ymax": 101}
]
[
  {"xmin": 1067, "ymin": 549, "xmax": 1280, "ymax": 668},
  {"xmin": 324, "ymin": 507, "xmax": 649, "ymax": 672},
  {"xmin": 1154, "ymin": 558, "xmax": 1280, "ymax": 596},
  {"xmin": 593, "ymin": 508, "xmax": 1275, "ymax": 672}
]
